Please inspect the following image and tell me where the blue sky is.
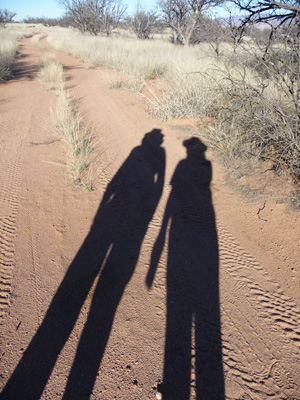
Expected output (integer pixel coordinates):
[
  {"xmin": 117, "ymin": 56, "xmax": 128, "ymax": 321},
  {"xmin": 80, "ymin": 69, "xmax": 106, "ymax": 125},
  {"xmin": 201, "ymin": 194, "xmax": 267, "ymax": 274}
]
[
  {"xmin": 0, "ymin": 0, "xmax": 158, "ymax": 21},
  {"xmin": 0, "ymin": 0, "xmax": 228, "ymax": 21}
]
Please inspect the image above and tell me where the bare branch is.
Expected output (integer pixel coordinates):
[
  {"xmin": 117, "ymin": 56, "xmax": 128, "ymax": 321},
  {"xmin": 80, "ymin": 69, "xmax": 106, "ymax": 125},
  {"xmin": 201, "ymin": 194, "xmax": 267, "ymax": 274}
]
[
  {"xmin": 0, "ymin": 9, "xmax": 16, "ymax": 27},
  {"xmin": 129, "ymin": 4, "xmax": 159, "ymax": 39}
]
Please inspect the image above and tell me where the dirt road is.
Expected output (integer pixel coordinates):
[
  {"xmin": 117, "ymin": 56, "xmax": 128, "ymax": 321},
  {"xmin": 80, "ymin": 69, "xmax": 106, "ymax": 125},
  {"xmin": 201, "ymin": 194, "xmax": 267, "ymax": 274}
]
[{"xmin": 0, "ymin": 39, "xmax": 299, "ymax": 400}]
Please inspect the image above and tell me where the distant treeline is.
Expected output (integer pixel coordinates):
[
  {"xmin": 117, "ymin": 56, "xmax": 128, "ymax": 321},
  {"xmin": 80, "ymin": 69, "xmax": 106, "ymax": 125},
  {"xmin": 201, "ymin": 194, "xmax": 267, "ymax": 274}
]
[{"xmin": 22, "ymin": 16, "xmax": 73, "ymax": 27}]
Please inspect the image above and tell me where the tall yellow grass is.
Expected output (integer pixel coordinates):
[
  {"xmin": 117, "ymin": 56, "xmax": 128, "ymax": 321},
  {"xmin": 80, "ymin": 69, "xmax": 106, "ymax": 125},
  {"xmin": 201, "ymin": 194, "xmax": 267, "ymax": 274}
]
[{"xmin": 0, "ymin": 33, "xmax": 18, "ymax": 81}]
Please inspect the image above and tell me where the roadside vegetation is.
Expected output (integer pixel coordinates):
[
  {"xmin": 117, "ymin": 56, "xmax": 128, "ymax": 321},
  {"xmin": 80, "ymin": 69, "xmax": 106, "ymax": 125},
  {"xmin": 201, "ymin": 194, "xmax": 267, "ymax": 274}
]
[
  {"xmin": 0, "ymin": 23, "xmax": 45, "ymax": 81},
  {"xmin": 0, "ymin": 31, "xmax": 18, "ymax": 81},
  {"xmin": 47, "ymin": 30, "xmax": 215, "ymax": 83},
  {"xmin": 38, "ymin": 53, "xmax": 94, "ymax": 190},
  {"xmin": 46, "ymin": 26, "xmax": 299, "ymax": 180}
]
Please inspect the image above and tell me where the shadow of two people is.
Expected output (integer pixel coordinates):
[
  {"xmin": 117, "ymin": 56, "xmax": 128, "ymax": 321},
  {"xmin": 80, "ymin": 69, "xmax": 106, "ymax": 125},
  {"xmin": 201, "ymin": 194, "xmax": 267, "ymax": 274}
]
[{"xmin": 1, "ymin": 131, "xmax": 224, "ymax": 400}]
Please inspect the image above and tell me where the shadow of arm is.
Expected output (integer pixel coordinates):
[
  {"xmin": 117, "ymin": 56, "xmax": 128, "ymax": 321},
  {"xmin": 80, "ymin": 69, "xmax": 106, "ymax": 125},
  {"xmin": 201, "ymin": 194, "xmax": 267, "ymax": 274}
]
[{"xmin": 146, "ymin": 212, "xmax": 170, "ymax": 289}]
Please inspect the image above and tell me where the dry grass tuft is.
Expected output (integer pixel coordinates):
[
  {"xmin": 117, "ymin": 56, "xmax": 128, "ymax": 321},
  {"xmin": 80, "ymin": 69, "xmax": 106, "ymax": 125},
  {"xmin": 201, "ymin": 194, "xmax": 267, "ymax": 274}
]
[
  {"xmin": 38, "ymin": 53, "xmax": 64, "ymax": 85},
  {"xmin": 54, "ymin": 87, "xmax": 94, "ymax": 190},
  {"xmin": 38, "ymin": 52, "xmax": 95, "ymax": 189},
  {"xmin": 109, "ymin": 72, "xmax": 145, "ymax": 93},
  {"xmin": 149, "ymin": 74, "xmax": 216, "ymax": 121},
  {"xmin": 0, "ymin": 34, "xmax": 18, "ymax": 81}
]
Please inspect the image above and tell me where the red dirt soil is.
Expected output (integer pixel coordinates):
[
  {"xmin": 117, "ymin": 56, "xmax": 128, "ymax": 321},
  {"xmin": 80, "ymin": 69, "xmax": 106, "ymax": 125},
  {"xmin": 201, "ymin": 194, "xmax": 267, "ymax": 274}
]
[{"xmin": 0, "ymin": 39, "xmax": 299, "ymax": 400}]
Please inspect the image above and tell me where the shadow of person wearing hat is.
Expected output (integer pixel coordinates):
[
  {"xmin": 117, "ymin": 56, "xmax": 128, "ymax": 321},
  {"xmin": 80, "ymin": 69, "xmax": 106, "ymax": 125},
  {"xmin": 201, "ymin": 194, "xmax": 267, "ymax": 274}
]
[
  {"xmin": 1, "ymin": 129, "xmax": 165, "ymax": 400},
  {"xmin": 147, "ymin": 137, "xmax": 224, "ymax": 400}
]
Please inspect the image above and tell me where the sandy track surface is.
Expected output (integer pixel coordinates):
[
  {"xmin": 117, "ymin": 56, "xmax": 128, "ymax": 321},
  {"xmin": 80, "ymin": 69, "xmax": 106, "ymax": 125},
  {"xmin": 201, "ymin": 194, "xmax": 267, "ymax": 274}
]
[{"xmin": 0, "ymin": 39, "xmax": 299, "ymax": 400}]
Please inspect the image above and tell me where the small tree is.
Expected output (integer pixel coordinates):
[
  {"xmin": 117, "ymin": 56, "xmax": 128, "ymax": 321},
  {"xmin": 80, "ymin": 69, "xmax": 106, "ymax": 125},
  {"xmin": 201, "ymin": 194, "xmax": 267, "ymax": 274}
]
[
  {"xmin": 157, "ymin": 0, "xmax": 224, "ymax": 46},
  {"xmin": 186, "ymin": 16, "xmax": 223, "ymax": 54},
  {"xmin": 101, "ymin": 0, "xmax": 127, "ymax": 36},
  {"xmin": 222, "ymin": 7, "xmax": 244, "ymax": 51},
  {"xmin": 130, "ymin": 4, "xmax": 159, "ymax": 39},
  {"xmin": 57, "ymin": 0, "xmax": 94, "ymax": 33},
  {"xmin": 0, "ymin": 9, "xmax": 16, "ymax": 27},
  {"xmin": 57, "ymin": 0, "xmax": 126, "ymax": 35}
]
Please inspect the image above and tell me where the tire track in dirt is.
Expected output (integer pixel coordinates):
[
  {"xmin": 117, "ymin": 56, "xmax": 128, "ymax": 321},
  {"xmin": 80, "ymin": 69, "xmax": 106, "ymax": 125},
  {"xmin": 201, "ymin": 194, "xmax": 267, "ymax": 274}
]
[
  {"xmin": 137, "ymin": 180, "xmax": 300, "ymax": 399},
  {"xmin": 0, "ymin": 158, "xmax": 20, "ymax": 323},
  {"xmin": 0, "ymin": 41, "xmax": 48, "ymax": 325},
  {"xmin": 0, "ymin": 142, "xmax": 24, "ymax": 324},
  {"xmin": 217, "ymin": 222, "xmax": 300, "ymax": 399},
  {"xmin": 27, "ymin": 232, "xmax": 44, "ymax": 325}
]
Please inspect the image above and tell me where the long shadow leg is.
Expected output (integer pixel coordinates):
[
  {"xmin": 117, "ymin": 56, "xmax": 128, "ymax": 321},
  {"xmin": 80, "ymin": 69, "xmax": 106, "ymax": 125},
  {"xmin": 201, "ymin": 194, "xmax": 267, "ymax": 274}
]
[
  {"xmin": 63, "ymin": 251, "xmax": 136, "ymax": 399},
  {"xmin": 163, "ymin": 290, "xmax": 192, "ymax": 400},
  {"xmin": 0, "ymin": 235, "xmax": 111, "ymax": 400},
  {"xmin": 195, "ymin": 306, "xmax": 224, "ymax": 399}
]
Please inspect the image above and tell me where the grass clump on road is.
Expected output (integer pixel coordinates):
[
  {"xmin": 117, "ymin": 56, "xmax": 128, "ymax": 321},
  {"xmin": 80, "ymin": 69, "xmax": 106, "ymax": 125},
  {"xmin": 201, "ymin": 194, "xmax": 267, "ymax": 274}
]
[
  {"xmin": 54, "ymin": 87, "xmax": 94, "ymax": 190},
  {"xmin": 38, "ymin": 52, "xmax": 64, "ymax": 85},
  {"xmin": 38, "ymin": 52, "xmax": 94, "ymax": 190}
]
